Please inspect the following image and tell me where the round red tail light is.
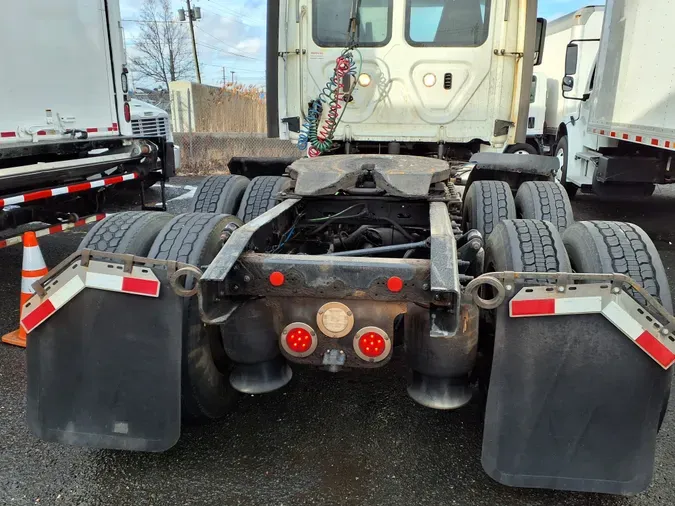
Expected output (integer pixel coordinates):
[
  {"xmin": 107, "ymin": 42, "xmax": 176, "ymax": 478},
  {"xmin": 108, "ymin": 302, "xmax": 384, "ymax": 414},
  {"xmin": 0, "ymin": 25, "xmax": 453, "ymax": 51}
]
[
  {"xmin": 281, "ymin": 322, "xmax": 317, "ymax": 357},
  {"xmin": 124, "ymin": 102, "xmax": 131, "ymax": 123},
  {"xmin": 353, "ymin": 327, "xmax": 391, "ymax": 363}
]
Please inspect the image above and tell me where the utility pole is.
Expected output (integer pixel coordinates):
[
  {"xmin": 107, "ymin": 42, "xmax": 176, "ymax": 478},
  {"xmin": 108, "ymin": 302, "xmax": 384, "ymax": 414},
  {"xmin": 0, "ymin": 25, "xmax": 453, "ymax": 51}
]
[
  {"xmin": 222, "ymin": 66, "xmax": 226, "ymax": 86},
  {"xmin": 179, "ymin": 0, "xmax": 202, "ymax": 84},
  {"xmin": 231, "ymin": 71, "xmax": 235, "ymax": 83}
]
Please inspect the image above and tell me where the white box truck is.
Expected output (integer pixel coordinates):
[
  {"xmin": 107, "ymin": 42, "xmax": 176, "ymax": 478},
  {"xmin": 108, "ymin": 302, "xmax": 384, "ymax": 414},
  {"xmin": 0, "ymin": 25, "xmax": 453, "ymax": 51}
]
[
  {"xmin": 543, "ymin": 1, "xmax": 675, "ymax": 198},
  {"xmin": 0, "ymin": 0, "xmax": 174, "ymax": 233}
]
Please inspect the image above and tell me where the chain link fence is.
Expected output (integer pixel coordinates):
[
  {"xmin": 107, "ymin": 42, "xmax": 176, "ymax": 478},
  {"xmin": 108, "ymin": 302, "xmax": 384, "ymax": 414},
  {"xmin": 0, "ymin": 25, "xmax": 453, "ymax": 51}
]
[
  {"xmin": 169, "ymin": 82, "xmax": 301, "ymax": 175},
  {"xmin": 175, "ymin": 132, "xmax": 300, "ymax": 175}
]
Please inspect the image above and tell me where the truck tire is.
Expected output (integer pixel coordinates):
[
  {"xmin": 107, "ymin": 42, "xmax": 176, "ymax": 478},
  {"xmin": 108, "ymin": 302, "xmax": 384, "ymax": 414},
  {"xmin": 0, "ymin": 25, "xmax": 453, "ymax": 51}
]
[
  {"xmin": 477, "ymin": 220, "xmax": 572, "ymax": 401},
  {"xmin": 237, "ymin": 176, "xmax": 291, "ymax": 222},
  {"xmin": 462, "ymin": 180, "xmax": 516, "ymax": 240},
  {"xmin": 189, "ymin": 174, "xmax": 250, "ymax": 214},
  {"xmin": 505, "ymin": 143, "xmax": 538, "ymax": 155},
  {"xmin": 563, "ymin": 221, "xmax": 672, "ymax": 430},
  {"xmin": 78, "ymin": 211, "xmax": 173, "ymax": 255},
  {"xmin": 485, "ymin": 219, "xmax": 572, "ymax": 274},
  {"xmin": 148, "ymin": 213, "xmax": 244, "ymax": 421},
  {"xmin": 554, "ymin": 136, "xmax": 578, "ymax": 199},
  {"xmin": 515, "ymin": 181, "xmax": 574, "ymax": 233}
]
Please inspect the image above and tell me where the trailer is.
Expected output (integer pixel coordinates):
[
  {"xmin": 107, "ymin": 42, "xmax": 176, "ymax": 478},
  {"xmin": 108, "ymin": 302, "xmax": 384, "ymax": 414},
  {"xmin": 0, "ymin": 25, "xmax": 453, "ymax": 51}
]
[
  {"xmin": 0, "ymin": 0, "xmax": 173, "ymax": 233},
  {"xmin": 18, "ymin": 0, "xmax": 674, "ymax": 496},
  {"xmin": 542, "ymin": 1, "xmax": 675, "ymax": 198}
]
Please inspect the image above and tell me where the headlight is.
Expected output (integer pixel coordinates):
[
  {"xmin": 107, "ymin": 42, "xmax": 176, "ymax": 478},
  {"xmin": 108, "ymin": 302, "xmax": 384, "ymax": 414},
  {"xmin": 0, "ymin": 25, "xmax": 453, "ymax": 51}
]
[
  {"xmin": 423, "ymin": 73, "xmax": 436, "ymax": 87},
  {"xmin": 358, "ymin": 73, "xmax": 372, "ymax": 87}
]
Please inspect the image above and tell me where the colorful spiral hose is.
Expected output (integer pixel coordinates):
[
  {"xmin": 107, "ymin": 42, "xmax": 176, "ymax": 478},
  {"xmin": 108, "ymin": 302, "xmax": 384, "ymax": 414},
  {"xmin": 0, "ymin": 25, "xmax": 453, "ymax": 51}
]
[{"xmin": 298, "ymin": 50, "xmax": 358, "ymax": 157}]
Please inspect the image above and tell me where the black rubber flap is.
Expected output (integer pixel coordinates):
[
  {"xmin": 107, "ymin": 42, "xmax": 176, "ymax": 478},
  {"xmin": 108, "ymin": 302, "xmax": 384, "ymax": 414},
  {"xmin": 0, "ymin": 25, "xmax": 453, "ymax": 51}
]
[
  {"xmin": 26, "ymin": 269, "xmax": 182, "ymax": 452},
  {"xmin": 482, "ymin": 307, "xmax": 670, "ymax": 494}
]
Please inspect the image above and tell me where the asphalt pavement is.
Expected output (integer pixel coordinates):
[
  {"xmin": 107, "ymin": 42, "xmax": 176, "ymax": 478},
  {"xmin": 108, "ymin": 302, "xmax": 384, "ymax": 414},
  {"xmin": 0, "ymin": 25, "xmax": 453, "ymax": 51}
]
[{"xmin": 1, "ymin": 179, "xmax": 674, "ymax": 506}]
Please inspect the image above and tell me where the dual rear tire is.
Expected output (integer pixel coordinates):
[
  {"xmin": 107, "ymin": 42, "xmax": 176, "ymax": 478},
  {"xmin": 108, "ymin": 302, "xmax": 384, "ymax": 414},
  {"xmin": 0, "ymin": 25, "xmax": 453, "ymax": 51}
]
[
  {"xmin": 484, "ymin": 218, "xmax": 671, "ymax": 430},
  {"xmin": 79, "ymin": 210, "xmax": 243, "ymax": 422},
  {"xmin": 463, "ymin": 180, "xmax": 574, "ymax": 240}
]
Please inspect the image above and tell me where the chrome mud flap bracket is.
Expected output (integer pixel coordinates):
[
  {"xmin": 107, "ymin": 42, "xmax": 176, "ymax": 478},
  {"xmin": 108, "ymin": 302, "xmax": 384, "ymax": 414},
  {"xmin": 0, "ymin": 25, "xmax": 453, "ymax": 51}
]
[
  {"xmin": 24, "ymin": 251, "xmax": 184, "ymax": 452},
  {"xmin": 473, "ymin": 273, "xmax": 674, "ymax": 494}
]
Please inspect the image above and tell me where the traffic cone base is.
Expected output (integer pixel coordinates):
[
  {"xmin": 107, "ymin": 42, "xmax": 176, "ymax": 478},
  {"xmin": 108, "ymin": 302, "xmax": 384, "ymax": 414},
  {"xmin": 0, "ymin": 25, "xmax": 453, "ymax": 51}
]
[
  {"xmin": 1, "ymin": 329, "xmax": 25, "ymax": 348},
  {"xmin": 2, "ymin": 231, "xmax": 47, "ymax": 349}
]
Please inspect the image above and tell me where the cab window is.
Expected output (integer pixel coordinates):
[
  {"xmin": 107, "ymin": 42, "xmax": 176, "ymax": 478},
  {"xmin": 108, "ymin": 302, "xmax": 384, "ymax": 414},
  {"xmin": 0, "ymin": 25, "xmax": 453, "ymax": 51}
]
[
  {"xmin": 312, "ymin": 0, "xmax": 393, "ymax": 47},
  {"xmin": 406, "ymin": 0, "xmax": 491, "ymax": 47}
]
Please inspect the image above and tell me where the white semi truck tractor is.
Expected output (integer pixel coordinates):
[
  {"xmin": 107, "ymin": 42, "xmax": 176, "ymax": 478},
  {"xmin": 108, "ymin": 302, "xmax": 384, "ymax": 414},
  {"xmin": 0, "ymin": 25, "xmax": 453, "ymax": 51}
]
[{"xmin": 19, "ymin": 0, "xmax": 675, "ymax": 497}]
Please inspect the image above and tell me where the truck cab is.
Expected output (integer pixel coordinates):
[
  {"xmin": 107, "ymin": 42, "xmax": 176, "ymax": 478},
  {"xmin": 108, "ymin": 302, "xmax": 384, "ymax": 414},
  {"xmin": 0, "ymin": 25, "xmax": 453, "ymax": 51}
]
[
  {"xmin": 542, "ymin": 1, "xmax": 675, "ymax": 198},
  {"xmin": 272, "ymin": 0, "xmax": 544, "ymax": 158}
]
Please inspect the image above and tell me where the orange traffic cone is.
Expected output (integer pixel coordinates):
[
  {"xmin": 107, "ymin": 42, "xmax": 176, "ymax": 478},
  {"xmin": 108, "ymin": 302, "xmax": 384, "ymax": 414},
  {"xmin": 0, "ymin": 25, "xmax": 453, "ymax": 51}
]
[{"xmin": 2, "ymin": 231, "xmax": 48, "ymax": 348}]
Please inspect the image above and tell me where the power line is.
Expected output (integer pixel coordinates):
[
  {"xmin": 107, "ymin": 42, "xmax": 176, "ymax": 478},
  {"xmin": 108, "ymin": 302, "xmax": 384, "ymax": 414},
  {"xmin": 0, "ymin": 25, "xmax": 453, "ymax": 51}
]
[
  {"xmin": 196, "ymin": 41, "xmax": 261, "ymax": 61},
  {"xmin": 194, "ymin": 25, "xmax": 263, "ymax": 61},
  {"xmin": 204, "ymin": 0, "xmax": 262, "ymax": 25}
]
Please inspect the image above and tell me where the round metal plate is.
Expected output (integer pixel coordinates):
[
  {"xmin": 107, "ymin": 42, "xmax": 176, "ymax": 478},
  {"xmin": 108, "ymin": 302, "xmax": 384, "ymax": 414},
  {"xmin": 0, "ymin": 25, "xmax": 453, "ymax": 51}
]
[{"xmin": 316, "ymin": 301, "xmax": 355, "ymax": 338}]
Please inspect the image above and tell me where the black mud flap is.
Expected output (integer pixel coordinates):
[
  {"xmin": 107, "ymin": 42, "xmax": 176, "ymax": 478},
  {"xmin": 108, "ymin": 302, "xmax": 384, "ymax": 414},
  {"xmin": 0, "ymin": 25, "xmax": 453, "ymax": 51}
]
[
  {"xmin": 26, "ymin": 270, "xmax": 183, "ymax": 452},
  {"xmin": 482, "ymin": 306, "xmax": 671, "ymax": 494}
]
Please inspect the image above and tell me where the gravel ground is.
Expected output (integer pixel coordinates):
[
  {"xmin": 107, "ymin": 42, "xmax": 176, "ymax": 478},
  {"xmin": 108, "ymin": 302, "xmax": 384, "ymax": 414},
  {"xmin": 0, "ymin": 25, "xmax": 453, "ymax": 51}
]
[{"xmin": 0, "ymin": 179, "xmax": 674, "ymax": 506}]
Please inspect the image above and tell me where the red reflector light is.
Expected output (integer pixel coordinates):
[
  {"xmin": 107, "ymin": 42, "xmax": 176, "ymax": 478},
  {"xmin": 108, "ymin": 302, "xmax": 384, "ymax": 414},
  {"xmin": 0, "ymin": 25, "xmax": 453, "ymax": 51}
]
[
  {"xmin": 358, "ymin": 332, "xmax": 386, "ymax": 357},
  {"xmin": 286, "ymin": 328, "xmax": 312, "ymax": 352},
  {"xmin": 387, "ymin": 276, "xmax": 404, "ymax": 292},
  {"xmin": 280, "ymin": 322, "xmax": 317, "ymax": 357},
  {"xmin": 353, "ymin": 326, "xmax": 391, "ymax": 363},
  {"xmin": 124, "ymin": 102, "xmax": 131, "ymax": 122},
  {"xmin": 269, "ymin": 271, "xmax": 285, "ymax": 286}
]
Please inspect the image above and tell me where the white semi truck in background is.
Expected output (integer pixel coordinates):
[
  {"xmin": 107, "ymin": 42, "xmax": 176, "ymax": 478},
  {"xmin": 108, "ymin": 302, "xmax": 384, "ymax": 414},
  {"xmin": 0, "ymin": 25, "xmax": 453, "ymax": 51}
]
[
  {"xmin": 268, "ymin": 0, "xmax": 546, "ymax": 160},
  {"xmin": 0, "ymin": 0, "xmax": 175, "ymax": 234},
  {"xmin": 540, "ymin": 1, "xmax": 675, "ymax": 198}
]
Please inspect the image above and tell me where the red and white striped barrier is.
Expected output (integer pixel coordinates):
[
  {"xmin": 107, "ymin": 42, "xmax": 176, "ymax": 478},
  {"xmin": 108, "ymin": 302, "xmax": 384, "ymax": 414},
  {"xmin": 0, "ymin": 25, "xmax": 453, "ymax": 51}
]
[
  {"xmin": 510, "ymin": 284, "xmax": 675, "ymax": 369},
  {"xmin": 0, "ymin": 123, "xmax": 118, "ymax": 139},
  {"xmin": 0, "ymin": 214, "xmax": 109, "ymax": 249},
  {"xmin": 590, "ymin": 127, "xmax": 675, "ymax": 151},
  {"xmin": 20, "ymin": 259, "xmax": 161, "ymax": 334},
  {"xmin": 0, "ymin": 172, "xmax": 138, "ymax": 208}
]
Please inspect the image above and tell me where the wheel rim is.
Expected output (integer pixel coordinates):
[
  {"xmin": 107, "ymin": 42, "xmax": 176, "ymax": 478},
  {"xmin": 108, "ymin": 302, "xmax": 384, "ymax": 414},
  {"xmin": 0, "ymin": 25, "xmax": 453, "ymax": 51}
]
[
  {"xmin": 555, "ymin": 147, "xmax": 565, "ymax": 181},
  {"xmin": 513, "ymin": 150, "xmax": 531, "ymax": 155}
]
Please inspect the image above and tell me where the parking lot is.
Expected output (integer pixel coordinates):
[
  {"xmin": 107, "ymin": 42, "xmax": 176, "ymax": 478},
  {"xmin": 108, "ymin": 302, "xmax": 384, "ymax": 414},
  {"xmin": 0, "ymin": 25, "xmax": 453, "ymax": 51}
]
[{"xmin": 1, "ymin": 178, "xmax": 674, "ymax": 506}]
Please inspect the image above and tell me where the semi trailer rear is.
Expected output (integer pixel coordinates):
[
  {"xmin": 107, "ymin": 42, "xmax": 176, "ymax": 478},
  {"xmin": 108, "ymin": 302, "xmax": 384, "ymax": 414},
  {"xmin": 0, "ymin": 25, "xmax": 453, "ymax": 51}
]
[{"xmin": 18, "ymin": 0, "xmax": 674, "ymax": 496}]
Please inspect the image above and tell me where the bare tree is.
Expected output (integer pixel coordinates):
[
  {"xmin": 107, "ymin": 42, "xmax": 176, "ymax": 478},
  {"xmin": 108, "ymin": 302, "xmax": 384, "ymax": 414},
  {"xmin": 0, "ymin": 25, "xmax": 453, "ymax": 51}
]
[{"xmin": 129, "ymin": 0, "xmax": 194, "ymax": 90}]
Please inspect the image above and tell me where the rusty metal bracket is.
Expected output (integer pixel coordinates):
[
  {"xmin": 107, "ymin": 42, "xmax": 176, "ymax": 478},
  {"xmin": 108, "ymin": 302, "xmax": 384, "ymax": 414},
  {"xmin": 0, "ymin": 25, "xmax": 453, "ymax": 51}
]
[
  {"xmin": 464, "ymin": 271, "xmax": 675, "ymax": 328},
  {"xmin": 31, "ymin": 249, "xmax": 198, "ymax": 298}
]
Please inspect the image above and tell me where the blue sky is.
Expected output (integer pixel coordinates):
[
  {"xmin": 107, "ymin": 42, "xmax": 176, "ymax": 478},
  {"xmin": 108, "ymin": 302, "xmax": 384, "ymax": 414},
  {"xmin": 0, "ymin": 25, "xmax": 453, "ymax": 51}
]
[
  {"xmin": 538, "ymin": 0, "xmax": 604, "ymax": 20},
  {"xmin": 120, "ymin": 1, "xmax": 604, "ymax": 89}
]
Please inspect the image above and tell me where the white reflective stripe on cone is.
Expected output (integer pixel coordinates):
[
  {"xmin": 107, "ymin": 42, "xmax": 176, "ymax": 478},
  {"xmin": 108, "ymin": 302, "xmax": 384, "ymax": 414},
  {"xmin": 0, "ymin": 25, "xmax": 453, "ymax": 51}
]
[
  {"xmin": 22, "ymin": 245, "xmax": 46, "ymax": 271},
  {"xmin": 21, "ymin": 276, "xmax": 40, "ymax": 294}
]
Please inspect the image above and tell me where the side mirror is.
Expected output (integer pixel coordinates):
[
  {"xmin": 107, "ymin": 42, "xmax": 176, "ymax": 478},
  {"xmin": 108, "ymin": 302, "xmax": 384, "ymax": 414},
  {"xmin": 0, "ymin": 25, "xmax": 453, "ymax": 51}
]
[
  {"xmin": 562, "ymin": 76, "xmax": 574, "ymax": 92},
  {"xmin": 534, "ymin": 18, "xmax": 546, "ymax": 66}
]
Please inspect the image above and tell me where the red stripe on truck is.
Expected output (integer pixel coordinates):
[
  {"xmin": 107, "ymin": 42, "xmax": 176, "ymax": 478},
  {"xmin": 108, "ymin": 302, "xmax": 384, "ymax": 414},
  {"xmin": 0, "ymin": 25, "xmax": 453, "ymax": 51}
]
[
  {"xmin": 20, "ymin": 299, "xmax": 56, "ymax": 333},
  {"xmin": 636, "ymin": 331, "xmax": 675, "ymax": 368},
  {"xmin": 86, "ymin": 128, "xmax": 98, "ymax": 133},
  {"xmin": 510, "ymin": 299, "xmax": 556, "ymax": 316},
  {"xmin": 1, "ymin": 132, "xmax": 16, "ymax": 138}
]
